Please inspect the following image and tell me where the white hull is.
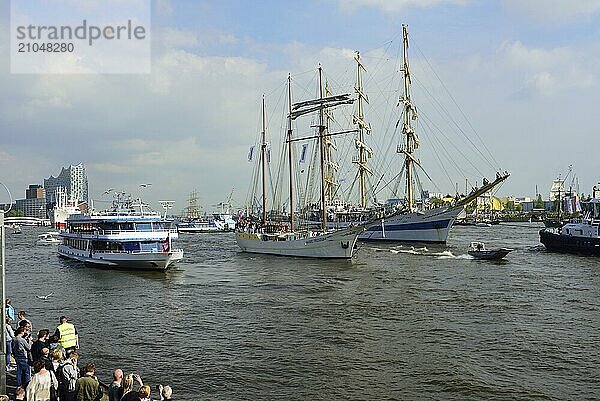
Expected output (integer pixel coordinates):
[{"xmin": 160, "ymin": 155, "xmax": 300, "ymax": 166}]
[
  {"xmin": 58, "ymin": 245, "xmax": 183, "ymax": 271},
  {"xmin": 360, "ymin": 206, "xmax": 463, "ymax": 243},
  {"xmin": 235, "ymin": 226, "xmax": 364, "ymax": 258}
]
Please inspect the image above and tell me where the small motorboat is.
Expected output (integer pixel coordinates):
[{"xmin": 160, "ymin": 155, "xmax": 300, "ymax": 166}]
[
  {"xmin": 37, "ymin": 232, "xmax": 61, "ymax": 245},
  {"xmin": 468, "ymin": 241, "xmax": 513, "ymax": 260}
]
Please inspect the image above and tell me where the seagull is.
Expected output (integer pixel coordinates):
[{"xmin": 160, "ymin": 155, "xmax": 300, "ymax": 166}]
[
  {"xmin": 103, "ymin": 188, "xmax": 115, "ymax": 195},
  {"xmin": 36, "ymin": 292, "xmax": 53, "ymax": 300},
  {"xmin": 140, "ymin": 183, "xmax": 152, "ymax": 188}
]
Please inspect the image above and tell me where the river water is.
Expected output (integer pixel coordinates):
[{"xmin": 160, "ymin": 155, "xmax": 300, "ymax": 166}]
[{"xmin": 3, "ymin": 223, "xmax": 599, "ymax": 400}]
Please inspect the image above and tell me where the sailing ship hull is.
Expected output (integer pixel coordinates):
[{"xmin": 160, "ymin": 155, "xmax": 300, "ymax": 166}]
[
  {"xmin": 539, "ymin": 229, "xmax": 600, "ymax": 255},
  {"xmin": 58, "ymin": 245, "xmax": 183, "ymax": 270},
  {"xmin": 360, "ymin": 206, "xmax": 462, "ymax": 243},
  {"xmin": 235, "ymin": 227, "xmax": 363, "ymax": 258}
]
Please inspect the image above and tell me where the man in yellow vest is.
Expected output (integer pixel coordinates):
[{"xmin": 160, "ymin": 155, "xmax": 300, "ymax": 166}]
[{"xmin": 53, "ymin": 315, "xmax": 79, "ymax": 354}]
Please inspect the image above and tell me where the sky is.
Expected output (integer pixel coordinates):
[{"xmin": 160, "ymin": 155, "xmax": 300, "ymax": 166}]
[{"xmin": 0, "ymin": 0, "xmax": 599, "ymax": 213}]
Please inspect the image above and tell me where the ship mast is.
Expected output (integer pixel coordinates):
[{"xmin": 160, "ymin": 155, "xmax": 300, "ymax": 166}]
[
  {"xmin": 324, "ymin": 81, "xmax": 339, "ymax": 203},
  {"xmin": 399, "ymin": 24, "xmax": 419, "ymax": 212},
  {"xmin": 287, "ymin": 74, "xmax": 295, "ymax": 230},
  {"xmin": 353, "ymin": 51, "xmax": 373, "ymax": 209},
  {"xmin": 261, "ymin": 95, "xmax": 267, "ymax": 225},
  {"xmin": 318, "ymin": 66, "xmax": 327, "ymax": 230}
]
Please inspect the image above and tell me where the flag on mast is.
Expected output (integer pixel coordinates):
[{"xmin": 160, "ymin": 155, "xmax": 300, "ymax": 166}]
[
  {"xmin": 247, "ymin": 145, "xmax": 255, "ymax": 161},
  {"xmin": 299, "ymin": 143, "xmax": 308, "ymax": 163}
]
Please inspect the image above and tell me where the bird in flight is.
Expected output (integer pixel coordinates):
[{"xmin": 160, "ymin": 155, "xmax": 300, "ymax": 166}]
[
  {"xmin": 103, "ymin": 188, "xmax": 115, "ymax": 195},
  {"xmin": 36, "ymin": 293, "xmax": 53, "ymax": 300},
  {"xmin": 140, "ymin": 183, "xmax": 152, "ymax": 188}
]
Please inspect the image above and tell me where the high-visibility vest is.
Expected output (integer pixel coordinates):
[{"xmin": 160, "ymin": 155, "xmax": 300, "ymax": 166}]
[{"xmin": 57, "ymin": 322, "xmax": 77, "ymax": 349}]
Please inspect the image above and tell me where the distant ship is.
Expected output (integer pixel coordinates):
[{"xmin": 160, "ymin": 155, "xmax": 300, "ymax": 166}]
[
  {"xmin": 539, "ymin": 198, "xmax": 600, "ymax": 255},
  {"xmin": 50, "ymin": 187, "xmax": 82, "ymax": 229},
  {"xmin": 58, "ymin": 193, "xmax": 183, "ymax": 270},
  {"xmin": 176, "ymin": 190, "xmax": 236, "ymax": 233}
]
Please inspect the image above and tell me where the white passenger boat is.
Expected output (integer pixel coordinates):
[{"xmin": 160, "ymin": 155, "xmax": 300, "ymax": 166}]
[{"xmin": 58, "ymin": 194, "xmax": 183, "ymax": 270}]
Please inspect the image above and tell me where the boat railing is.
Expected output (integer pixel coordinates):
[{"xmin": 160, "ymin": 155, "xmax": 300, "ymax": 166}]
[
  {"xmin": 84, "ymin": 228, "xmax": 178, "ymax": 235},
  {"xmin": 91, "ymin": 248, "xmax": 183, "ymax": 255}
]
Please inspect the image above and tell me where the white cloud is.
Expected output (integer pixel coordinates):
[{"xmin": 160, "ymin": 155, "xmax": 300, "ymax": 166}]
[
  {"xmin": 338, "ymin": 0, "xmax": 470, "ymax": 13},
  {"xmin": 0, "ymin": 151, "xmax": 16, "ymax": 164},
  {"xmin": 503, "ymin": 0, "xmax": 600, "ymax": 23},
  {"xmin": 161, "ymin": 28, "xmax": 199, "ymax": 49},
  {"xmin": 498, "ymin": 41, "xmax": 597, "ymax": 97},
  {"xmin": 155, "ymin": 0, "xmax": 173, "ymax": 16}
]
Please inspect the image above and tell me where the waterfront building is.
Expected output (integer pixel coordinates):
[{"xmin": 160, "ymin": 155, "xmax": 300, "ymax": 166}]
[
  {"xmin": 44, "ymin": 163, "xmax": 89, "ymax": 206},
  {"xmin": 14, "ymin": 184, "xmax": 47, "ymax": 218},
  {"xmin": 26, "ymin": 184, "xmax": 44, "ymax": 199}
]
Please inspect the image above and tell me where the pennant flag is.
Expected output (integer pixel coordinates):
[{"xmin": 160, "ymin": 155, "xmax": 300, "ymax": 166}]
[
  {"xmin": 267, "ymin": 148, "xmax": 271, "ymax": 163},
  {"xmin": 299, "ymin": 143, "xmax": 308, "ymax": 163},
  {"xmin": 247, "ymin": 145, "xmax": 255, "ymax": 161}
]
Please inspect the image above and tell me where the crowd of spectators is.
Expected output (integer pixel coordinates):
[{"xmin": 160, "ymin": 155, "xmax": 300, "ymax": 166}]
[{"xmin": 4, "ymin": 299, "xmax": 174, "ymax": 401}]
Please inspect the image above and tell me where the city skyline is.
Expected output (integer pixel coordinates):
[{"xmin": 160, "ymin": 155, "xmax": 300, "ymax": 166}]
[{"xmin": 1, "ymin": 0, "xmax": 599, "ymax": 212}]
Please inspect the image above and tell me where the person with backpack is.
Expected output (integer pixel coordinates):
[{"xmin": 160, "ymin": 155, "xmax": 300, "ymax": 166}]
[{"xmin": 57, "ymin": 351, "xmax": 79, "ymax": 401}]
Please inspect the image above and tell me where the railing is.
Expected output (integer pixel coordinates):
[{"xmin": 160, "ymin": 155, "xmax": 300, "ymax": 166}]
[
  {"xmin": 98, "ymin": 228, "xmax": 177, "ymax": 235},
  {"xmin": 89, "ymin": 248, "xmax": 183, "ymax": 255},
  {"xmin": 66, "ymin": 228, "xmax": 178, "ymax": 235}
]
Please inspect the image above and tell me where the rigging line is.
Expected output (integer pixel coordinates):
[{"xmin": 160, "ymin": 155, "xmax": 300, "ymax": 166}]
[
  {"xmin": 416, "ymin": 111, "xmax": 470, "ymax": 179},
  {"xmin": 419, "ymin": 110, "xmax": 485, "ymax": 178},
  {"xmin": 412, "ymin": 81, "xmax": 486, "ymax": 176},
  {"xmin": 391, "ymin": 165, "xmax": 407, "ymax": 199},
  {"xmin": 410, "ymin": 37, "xmax": 501, "ymax": 170},
  {"xmin": 375, "ymin": 164, "xmax": 405, "ymax": 197},
  {"xmin": 418, "ymin": 118, "xmax": 456, "ymax": 191},
  {"xmin": 411, "ymin": 75, "xmax": 495, "ymax": 171}
]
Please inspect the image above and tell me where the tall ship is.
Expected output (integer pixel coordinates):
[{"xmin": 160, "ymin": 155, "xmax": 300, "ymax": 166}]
[
  {"xmin": 235, "ymin": 72, "xmax": 365, "ymax": 258},
  {"xmin": 176, "ymin": 190, "xmax": 236, "ymax": 233},
  {"xmin": 58, "ymin": 193, "xmax": 183, "ymax": 270},
  {"xmin": 297, "ymin": 25, "xmax": 508, "ymax": 242},
  {"xmin": 539, "ymin": 198, "xmax": 600, "ymax": 255}
]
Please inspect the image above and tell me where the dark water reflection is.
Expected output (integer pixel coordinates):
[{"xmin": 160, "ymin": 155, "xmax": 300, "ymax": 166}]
[{"xmin": 4, "ymin": 223, "xmax": 599, "ymax": 400}]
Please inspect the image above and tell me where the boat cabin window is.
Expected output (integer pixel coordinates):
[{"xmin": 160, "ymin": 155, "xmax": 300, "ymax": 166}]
[
  {"xmin": 123, "ymin": 242, "xmax": 141, "ymax": 252},
  {"xmin": 135, "ymin": 222, "xmax": 152, "ymax": 232},
  {"xmin": 98, "ymin": 222, "xmax": 120, "ymax": 232},
  {"xmin": 119, "ymin": 222, "xmax": 134, "ymax": 231},
  {"xmin": 153, "ymin": 222, "xmax": 169, "ymax": 230}
]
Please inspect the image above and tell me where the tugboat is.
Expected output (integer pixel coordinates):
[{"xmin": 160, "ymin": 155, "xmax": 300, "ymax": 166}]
[{"xmin": 539, "ymin": 198, "xmax": 600, "ymax": 255}]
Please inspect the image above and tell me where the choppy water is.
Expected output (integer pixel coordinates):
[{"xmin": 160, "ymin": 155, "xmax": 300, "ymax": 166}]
[{"xmin": 3, "ymin": 223, "xmax": 599, "ymax": 400}]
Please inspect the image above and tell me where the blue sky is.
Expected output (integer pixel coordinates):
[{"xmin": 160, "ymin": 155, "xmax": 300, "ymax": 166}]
[{"xmin": 1, "ymin": 0, "xmax": 599, "ymax": 211}]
